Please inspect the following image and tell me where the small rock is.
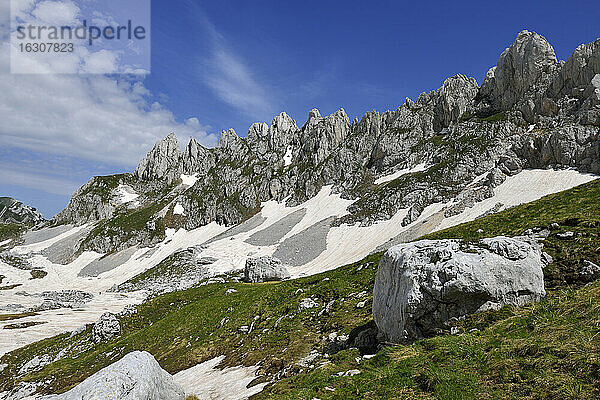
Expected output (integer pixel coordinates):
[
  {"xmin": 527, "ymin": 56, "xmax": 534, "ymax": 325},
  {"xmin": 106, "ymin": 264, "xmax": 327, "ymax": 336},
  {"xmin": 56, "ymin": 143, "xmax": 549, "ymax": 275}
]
[
  {"xmin": 225, "ymin": 288, "xmax": 238, "ymax": 295},
  {"xmin": 243, "ymin": 256, "xmax": 290, "ymax": 283},
  {"xmin": 356, "ymin": 301, "xmax": 366, "ymax": 309},
  {"xmin": 579, "ymin": 260, "xmax": 600, "ymax": 282},
  {"xmin": 298, "ymin": 298, "xmax": 318, "ymax": 311},
  {"xmin": 556, "ymin": 231, "xmax": 574, "ymax": 239},
  {"xmin": 92, "ymin": 313, "xmax": 121, "ymax": 344}
]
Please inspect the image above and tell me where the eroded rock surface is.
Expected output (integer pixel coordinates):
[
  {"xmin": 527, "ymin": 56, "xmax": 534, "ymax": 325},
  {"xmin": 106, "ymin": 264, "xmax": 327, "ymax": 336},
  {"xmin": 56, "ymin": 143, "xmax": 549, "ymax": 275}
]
[
  {"xmin": 41, "ymin": 351, "xmax": 185, "ymax": 400},
  {"xmin": 373, "ymin": 236, "xmax": 546, "ymax": 343},
  {"xmin": 244, "ymin": 256, "xmax": 291, "ymax": 283}
]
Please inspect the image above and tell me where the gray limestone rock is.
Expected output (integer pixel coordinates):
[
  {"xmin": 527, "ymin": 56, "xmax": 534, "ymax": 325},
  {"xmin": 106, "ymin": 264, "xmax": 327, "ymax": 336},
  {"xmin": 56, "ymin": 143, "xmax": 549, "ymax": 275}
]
[
  {"xmin": 479, "ymin": 30, "xmax": 559, "ymax": 114},
  {"xmin": 373, "ymin": 236, "xmax": 546, "ymax": 343},
  {"xmin": 92, "ymin": 312, "xmax": 121, "ymax": 343},
  {"xmin": 135, "ymin": 132, "xmax": 182, "ymax": 184},
  {"xmin": 243, "ymin": 256, "xmax": 291, "ymax": 283},
  {"xmin": 41, "ymin": 351, "xmax": 185, "ymax": 400}
]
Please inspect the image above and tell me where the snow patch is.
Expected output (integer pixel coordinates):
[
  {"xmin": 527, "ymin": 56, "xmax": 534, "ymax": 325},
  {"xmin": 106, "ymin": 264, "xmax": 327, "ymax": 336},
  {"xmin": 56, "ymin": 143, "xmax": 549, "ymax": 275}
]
[
  {"xmin": 283, "ymin": 146, "xmax": 293, "ymax": 166},
  {"xmin": 435, "ymin": 168, "xmax": 597, "ymax": 231},
  {"xmin": 0, "ymin": 222, "xmax": 228, "ymax": 356},
  {"xmin": 181, "ymin": 174, "xmax": 199, "ymax": 187},
  {"xmin": 0, "ymin": 239, "xmax": 12, "ymax": 247},
  {"xmin": 12, "ymin": 225, "xmax": 87, "ymax": 254},
  {"xmin": 173, "ymin": 203, "xmax": 185, "ymax": 216},
  {"xmin": 114, "ymin": 185, "xmax": 139, "ymax": 205},
  {"xmin": 173, "ymin": 356, "xmax": 267, "ymax": 399},
  {"xmin": 375, "ymin": 163, "xmax": 429, "ymax": 185}
]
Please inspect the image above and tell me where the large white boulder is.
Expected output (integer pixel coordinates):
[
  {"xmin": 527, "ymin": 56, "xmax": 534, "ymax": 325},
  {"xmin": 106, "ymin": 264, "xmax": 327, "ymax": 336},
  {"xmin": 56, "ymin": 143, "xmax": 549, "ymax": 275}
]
[
  {"xmin": 243, "ymin": 256, "xmax": 290, "ymax": 283},
  {"xmin": 373, "ymin": 236, "xmax": 546, "ymax": 343},
  {"xmin": 42, "ymin": 351, "xmax": 185, "ymax": 400}
]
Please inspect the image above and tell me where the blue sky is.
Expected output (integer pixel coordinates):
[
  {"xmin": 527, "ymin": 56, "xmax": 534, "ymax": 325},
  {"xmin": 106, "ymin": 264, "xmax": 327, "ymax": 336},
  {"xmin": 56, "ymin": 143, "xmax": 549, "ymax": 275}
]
[{"xmin": 1, "ymin": 0, "xmax": 600, "ymax": 218}]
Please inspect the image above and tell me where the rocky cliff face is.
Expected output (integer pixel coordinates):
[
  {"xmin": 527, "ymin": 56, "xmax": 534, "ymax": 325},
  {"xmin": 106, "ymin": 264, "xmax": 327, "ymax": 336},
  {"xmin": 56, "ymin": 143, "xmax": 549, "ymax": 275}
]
[
  {"xmin": 0, "ymin": 197, "xmax": 45, "ymax": 225},
  {"xmin": 52, "ymin": 30, "xmax": 600, "ymax": 255}
]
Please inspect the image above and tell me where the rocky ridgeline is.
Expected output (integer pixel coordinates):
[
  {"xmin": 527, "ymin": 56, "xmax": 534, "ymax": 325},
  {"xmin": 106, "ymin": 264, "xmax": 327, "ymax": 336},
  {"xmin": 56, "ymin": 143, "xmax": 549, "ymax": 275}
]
[
  {"xmin": 51, "ymin": 31, "xmax": 600, "ymax": 254},
  {"xmin": 0, "ymin": 197, "xmax": 45, "ymax": 225}
]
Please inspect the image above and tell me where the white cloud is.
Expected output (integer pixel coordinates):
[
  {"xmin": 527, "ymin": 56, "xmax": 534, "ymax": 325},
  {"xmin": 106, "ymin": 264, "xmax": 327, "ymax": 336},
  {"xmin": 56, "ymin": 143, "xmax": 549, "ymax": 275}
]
[
  {"xmin": 1, "ymin": 0, "xmax": 215, "ymax": 171},
  {"xmin": 31, "ymin": 0, "xmax": 79, "ymax": 25},
  {"xmin": 0, "ymin": 40, "xmax": 217, "ymax": 168},
  {"xmin": 190, "ymin": 5, "xmax": 276, "ymax": 120},
  {"xmin": 203, "ymin": 47, "xmax": 275, "ymax": 119},
  {"xmin": 82, "ymin": 49, "xmax": 120, "ymax": 73}
]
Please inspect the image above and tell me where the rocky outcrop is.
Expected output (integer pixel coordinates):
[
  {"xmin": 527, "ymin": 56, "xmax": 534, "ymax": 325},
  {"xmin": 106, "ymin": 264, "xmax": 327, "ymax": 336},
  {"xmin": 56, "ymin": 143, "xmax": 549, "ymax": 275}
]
[
  {"xmin": 244, "ymin": 256, "xmax": 291, "ymax": 283},
  {"xmin": 373, "ymin": 236, "xmax": 546, "ymax": 343},
  {"xmin": 433, "ymin": 75, "xmax": 479, "ymax": 131},
  {"xmin": 182, "ymin": 137, "xmax": 214, "ymax": 176},
  {"xmin": 92, "ymin": 312, "xmax": 121, "ymax": 343},
  {"xmin": 135, "ymin": 133, "xmax": 182, "ymax": 184},
  {"xmin": 113, "ymin": 247, "xmax": 215, "ymax": 294},
  {"xmin": 478, "ymin": 30, "xmax": 559, "ymax": 117},
  {"xmin": 0, "ymin": 197, "xmax": 45, "ymax": 225},
  {"xmin": 42, "ymin": 351, "xmax": 185, "ymax": 400}
]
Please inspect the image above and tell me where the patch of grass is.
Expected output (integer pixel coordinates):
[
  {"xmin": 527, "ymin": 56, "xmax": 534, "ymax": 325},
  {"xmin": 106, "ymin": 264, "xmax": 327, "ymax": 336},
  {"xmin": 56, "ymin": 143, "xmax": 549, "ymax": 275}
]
[
  {"xmin": 0, "ymin": 223, "xmax": 27, "ymax": 243},
  {"xmin": 79, "ymin": 174, "xmax": 133, "ymax": 202},
  {"xmin": 0, "ymin": 312, "xmax": 38, "ymax": 321},
  {"xmin": 424, "ymin": 179, "xmax": 600, "ymax": 287},
  {"xmin": 480, "ymin": 111, "xmax": 507, "ymax": 123},
  {"xmin": 0, "ymin": 284, "xmax": 22, "ymax": 291},
  {"xmin": 258, "ymin": 282, "xmax": 600, "ymax": 399},
  {"xmin": 0, "ymin": 253, "xmax": 381, "ymax": 396},
  {"xmin": 3, "ymin": 321, "xmax": 46, "ymax": 330}
]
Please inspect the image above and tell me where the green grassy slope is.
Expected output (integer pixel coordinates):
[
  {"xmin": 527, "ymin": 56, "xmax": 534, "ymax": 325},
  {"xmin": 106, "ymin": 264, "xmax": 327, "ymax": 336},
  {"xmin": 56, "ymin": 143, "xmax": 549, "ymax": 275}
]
[{"xmin": 1, "ymin": 179, "xmax": 599, "ymax": 399}]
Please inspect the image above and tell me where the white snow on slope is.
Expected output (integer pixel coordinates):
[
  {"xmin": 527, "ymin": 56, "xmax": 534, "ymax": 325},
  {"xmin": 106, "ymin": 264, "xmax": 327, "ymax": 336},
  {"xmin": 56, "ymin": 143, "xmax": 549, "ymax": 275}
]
[
  {"xmin": 300, "ymin": 202, "xmax": 446, "ymax": 276},
  {"xmin": 0, "ymin": 239, "xmax": 12, "ymax": 247},
  {"xmin": 12, "ymin": 225, "xmax": 85, "ymax": 255},
  {"xmin": 181, "ymin": 174, "xmax": 199, "ymax": 187},
  {"xmin": 435, "ymin": 168, "xmax": 598, "ymax": 232},
  {"xmin": 173, "ymin": 356, "xmax": 267, "ymax": 399},
  {"xmin": 173, "ymin": 203, "xmax": 185, "ymax": 215},
  {"xmin": 374, "ymin": 163, "xmax": 429, "ymax": 185},
  {"xmin": 114, "ymin": 185, "xmax": 139, "ymax": 205},
  {"xmin": 283, "ymin": 146, "xmax": 293, "ymax": 166},
  {"xmin": 0, "ymin": 223, "xmax": 227, "ymax": 356}
]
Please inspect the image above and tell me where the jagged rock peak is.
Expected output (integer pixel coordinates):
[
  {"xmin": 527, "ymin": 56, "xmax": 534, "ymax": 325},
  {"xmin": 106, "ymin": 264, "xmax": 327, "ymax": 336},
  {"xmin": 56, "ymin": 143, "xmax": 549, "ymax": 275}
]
[
  {"xmin": 269, "ymin": 112, "xmax": 299, "ymax": 153},
  {"xmin": 479, "ymin": 30, "xmax": 559, "ymax": 112},
  {"xmin": 272, "ymin": 112, "xmax": 298, "ymax": 133},
  {"xmin": 300, "ymin": 108, "xmax": 350, "ymax": 165},
  {"xmin": 307, "ymin": 108, "xmax": 321, "ymax": 122},
  {"xmin": 182, "ymin": 136, "xmax": 210, "ymax": 175},
  {"xmin": 217, "ymin": 128, "xmax": 241, "ymax": 148},
  {"xmin": 0, "ymin": 197, "xmax": 45, "ymax": 225},
  {"xmin": 433, "ymin": 74, "xmax": 479, "ymax": 131},
  {"xmin": 552, "ymin": 37, "xmax": 600, "ymax": 99},
  {"xmin": 135, "ymin": 133, "xmax": 182, "ymax": 182}
]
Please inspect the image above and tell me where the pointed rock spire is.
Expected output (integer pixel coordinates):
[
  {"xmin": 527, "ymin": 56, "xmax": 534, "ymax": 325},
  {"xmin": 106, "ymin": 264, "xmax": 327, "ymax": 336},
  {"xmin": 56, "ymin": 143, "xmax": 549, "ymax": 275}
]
[
  {"xmin": 268, "ymin": 112, "xmax": 299, "ymax": 153},
  {"xmin": 182, "ymin": 137, "xmax": 212, "ymax": 175},
  {"xmin": 135, "ymin": 133, "xmax": 182, "ymax": 182},
  {"xmin": 479, "ymin": 30, "xmax": 559, "ymax": 112}
]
